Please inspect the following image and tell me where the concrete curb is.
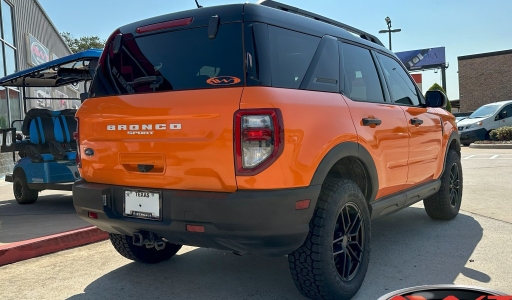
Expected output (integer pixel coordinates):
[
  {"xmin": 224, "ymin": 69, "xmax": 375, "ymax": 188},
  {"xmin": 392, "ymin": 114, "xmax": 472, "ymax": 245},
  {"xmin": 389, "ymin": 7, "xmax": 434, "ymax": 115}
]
[
  {"xmin": 0, "ymin": 226, "xmax": 108, "ymax": 267},
  {"xmin": 469, "ymin": 143, "xmax": 512, "ymax": 149}
]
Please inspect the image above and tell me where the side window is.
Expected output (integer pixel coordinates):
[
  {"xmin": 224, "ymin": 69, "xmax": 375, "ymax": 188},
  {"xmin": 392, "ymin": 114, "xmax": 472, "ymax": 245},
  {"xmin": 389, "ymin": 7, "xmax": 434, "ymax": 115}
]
[
  {"xmin": 498, "ymin": 104, "xmax": 512, "ymax": 119},
  {"xmin": 377, "ymin": 54, "xmax": 420, "ymax": 106},
  {"xmin": 268, "ymin": 26, "xmax": 320, "ymax": 89},
  {"xmin": 300, "ymin": 35, "xmax": 340, "ymax": 93},
  {"xmin": 340, "ymin": 42, "xmax": 385, "ymax": 103}
]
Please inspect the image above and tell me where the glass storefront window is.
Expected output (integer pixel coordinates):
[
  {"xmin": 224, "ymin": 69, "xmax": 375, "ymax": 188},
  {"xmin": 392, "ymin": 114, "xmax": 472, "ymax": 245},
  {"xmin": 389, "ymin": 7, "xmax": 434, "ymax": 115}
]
[
  {"xmin": 1, "ymin": 0, "xmax": 14, "ymax": 46},
  {"xmin": 0, "ymin": 0, "xmax": 19, "ymax": 128},
  {"xmin": 8, "ymin": 88, "xmax": 20, "ymax": 124},
  {"xmin": 0, "ymin": 45, "xmax": 4, "ymax": 77},
  {"xmin": 4, "ymin": 45, "xmax": 15, "ymax": 75},
  {"xmin": 0, "ymin": 87, "xmax": 8, "ymax": 129}
]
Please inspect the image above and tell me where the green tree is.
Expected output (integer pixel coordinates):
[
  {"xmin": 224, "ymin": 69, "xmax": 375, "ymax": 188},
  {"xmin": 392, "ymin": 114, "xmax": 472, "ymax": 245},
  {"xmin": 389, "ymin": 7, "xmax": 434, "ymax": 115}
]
[
  {"xmin": 60, "ymin": 32, "xmax": 105, "ymax": 53},
  {"xmin": 427, "ymin": 83, "xmax": 451, "ymax": 113}
]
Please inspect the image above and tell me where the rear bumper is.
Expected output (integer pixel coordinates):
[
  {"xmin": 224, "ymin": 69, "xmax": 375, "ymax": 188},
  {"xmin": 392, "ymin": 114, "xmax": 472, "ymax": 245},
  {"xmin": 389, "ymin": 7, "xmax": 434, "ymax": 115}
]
[
  {"xmin": 459, "ymin": 128, "xmax": 487, "ymax": 144},
  {"xmin": 72, "ymin": 179, "xmax": 321, "ymax": 256}
]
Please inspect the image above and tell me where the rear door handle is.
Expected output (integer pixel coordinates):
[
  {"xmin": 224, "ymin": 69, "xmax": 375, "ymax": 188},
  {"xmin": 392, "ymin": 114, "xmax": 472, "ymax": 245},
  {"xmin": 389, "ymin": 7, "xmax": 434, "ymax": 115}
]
[
  {"xmin": 362, "ymin": 118, "xmax": 382, "ymax": 126},
  {"xmin": 410, "ymin": 118, "xmax": 424, "ymax": 126}
]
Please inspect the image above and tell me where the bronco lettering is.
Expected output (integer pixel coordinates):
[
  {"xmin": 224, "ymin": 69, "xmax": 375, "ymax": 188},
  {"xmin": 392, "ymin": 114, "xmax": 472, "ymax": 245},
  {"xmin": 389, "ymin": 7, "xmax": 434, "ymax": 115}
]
[{"xmin": 107, "ymin": 124, "xmax": 178, "ymax": 131}]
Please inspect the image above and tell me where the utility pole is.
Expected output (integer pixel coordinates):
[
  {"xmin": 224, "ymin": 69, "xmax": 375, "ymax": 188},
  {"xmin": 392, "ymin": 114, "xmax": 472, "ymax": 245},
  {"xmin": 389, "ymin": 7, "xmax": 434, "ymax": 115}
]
[
  {"xmin": 441, "ymin": 63, "xmax": 449, "ymax": 94},
  {"xmin": 379, "ymin": 16, "xmax": 401, "ymax": 51}
]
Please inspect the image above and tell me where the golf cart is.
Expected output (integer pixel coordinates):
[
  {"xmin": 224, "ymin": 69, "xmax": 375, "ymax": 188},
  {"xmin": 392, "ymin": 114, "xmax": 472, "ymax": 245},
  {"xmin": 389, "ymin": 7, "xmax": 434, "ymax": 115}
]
[{"xmin": 0, "ymin": 49, "xmax": 101, "ymax": 204}]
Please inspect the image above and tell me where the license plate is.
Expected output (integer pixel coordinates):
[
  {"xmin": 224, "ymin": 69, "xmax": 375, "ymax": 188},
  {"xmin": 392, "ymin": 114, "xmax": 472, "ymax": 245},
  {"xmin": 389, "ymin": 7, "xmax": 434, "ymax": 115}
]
[{"xmin": 123, "ymin": 189, "xmax": 162, "ymax": 220}]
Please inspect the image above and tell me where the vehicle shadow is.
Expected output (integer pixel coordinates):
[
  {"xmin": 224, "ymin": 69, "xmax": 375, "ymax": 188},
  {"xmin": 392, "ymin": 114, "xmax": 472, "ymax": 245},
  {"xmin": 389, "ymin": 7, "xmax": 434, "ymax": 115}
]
[
  {"xmin": 0, "ymin": 191, "xmax": 88, "ymax": 244},
  {"xmin": 67, "ymin": 206, "xmax": 483, "ymax": 300}
]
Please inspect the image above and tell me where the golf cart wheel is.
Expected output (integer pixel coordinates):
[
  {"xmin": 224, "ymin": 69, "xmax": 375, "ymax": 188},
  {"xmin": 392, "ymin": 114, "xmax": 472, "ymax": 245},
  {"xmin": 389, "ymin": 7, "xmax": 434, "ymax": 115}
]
[
  {"xmin": 423, "ymin": 150, "xmax": 463, "ymax": 220},
  {"xmin": 288, "ymin": 178, "xmax": 371, "ymax": 300},
  {"xmin": 13, "ymin": 169, "xmax": 38, "ymax": 204},
  {"xmin": 109, "ymin": 233, "xmax": 182, "ymax": 264}
]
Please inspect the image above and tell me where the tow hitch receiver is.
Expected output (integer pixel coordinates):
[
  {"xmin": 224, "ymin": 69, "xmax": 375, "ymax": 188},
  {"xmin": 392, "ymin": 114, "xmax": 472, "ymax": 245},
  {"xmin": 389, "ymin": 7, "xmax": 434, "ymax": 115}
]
[{"xmin": 132, "ymin": 231, "xmax": 166, "ymax": 250}]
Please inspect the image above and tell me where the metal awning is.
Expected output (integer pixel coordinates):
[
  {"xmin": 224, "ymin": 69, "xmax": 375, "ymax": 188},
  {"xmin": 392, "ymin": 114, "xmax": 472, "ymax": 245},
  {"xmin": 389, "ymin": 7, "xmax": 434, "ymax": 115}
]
[{"xmin": 0, "ymin": 49, "xmax": 102, "ymax": 88}]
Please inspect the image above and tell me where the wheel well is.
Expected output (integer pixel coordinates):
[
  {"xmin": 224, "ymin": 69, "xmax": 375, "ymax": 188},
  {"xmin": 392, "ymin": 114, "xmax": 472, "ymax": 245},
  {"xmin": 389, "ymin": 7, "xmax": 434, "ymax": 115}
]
[
  {"xmin": 448, "ymin": 138, "xmax": 461, "ymax": 159},
  {"xmin": 324, "ymin": 156, "xmax": 372, "ymax": 203},
  {"xmin": 13, "ymin": 167, "xmax": 25, "ymax": 178}
]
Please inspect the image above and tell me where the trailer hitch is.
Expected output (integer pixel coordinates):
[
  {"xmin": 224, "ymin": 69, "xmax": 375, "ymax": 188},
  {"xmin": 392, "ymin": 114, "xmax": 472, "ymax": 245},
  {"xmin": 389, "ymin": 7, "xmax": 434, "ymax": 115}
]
[{"xmin": 132, "ymin": 231, "xmax": 166, "ymax": 251}]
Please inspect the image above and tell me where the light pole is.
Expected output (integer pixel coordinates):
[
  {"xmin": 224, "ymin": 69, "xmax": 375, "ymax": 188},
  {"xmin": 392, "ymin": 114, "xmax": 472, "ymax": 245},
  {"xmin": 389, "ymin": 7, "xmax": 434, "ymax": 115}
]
[{"xmin": 379, "ymin": 16, "xmax": 401, "ymax": 51}]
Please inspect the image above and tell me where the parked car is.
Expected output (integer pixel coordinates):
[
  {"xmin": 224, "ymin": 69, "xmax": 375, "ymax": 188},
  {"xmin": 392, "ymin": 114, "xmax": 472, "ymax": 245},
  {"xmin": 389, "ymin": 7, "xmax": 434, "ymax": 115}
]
[
  {"xmin": 72, "ymin": 2, "xmax": 462, "ymax": 299},
  {"xmin": 457, "ymin": 100, "xmax": 512, "ymax": 145},
  {"xmin": 456, "ymin": 116, "xmax": 467, "ymax": 123}
]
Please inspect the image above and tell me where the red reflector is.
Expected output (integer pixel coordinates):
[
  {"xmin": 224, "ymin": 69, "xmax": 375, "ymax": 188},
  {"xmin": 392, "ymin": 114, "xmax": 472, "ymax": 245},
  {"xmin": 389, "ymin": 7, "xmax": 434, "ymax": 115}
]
[
  {"xmin": 295, "ymin": 199, "xmax": 311, "ymax": 210},
  {"xmin": 136, "ymin": 17, "xmax": 193, "ymax": 34},
  {"xmin": 73, "ymin": 132, "xmax": 78, "ymax": 140},
  {"xmin": 242, "ymin": 128, "xmax": 272, "ymax": 141},
  {"xmin": 88, "ymin": 212, "xmax": 98, "ymax": 219},
  {"xmin": 186, "ymin": 225, "xmax": 205, "ymax": 233}
]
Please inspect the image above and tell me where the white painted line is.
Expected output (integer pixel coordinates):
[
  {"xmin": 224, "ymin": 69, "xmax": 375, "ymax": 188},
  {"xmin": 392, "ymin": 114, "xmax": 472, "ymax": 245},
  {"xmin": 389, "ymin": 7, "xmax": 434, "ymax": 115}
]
[
  {"xmin": 463, "ymin": 155, "xmax": 476, "ymax": 159},
  {"xmin": 490, "ymin": 155, "xmax": 499, "ymax": 159}
]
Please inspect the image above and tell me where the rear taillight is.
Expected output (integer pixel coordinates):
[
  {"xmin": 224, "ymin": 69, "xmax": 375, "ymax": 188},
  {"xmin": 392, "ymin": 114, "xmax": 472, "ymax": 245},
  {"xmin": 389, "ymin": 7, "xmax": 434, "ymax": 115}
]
[
  {"xmin": 74, "ymin": 117, "xmax": 81, "ymax": 168},
  {"xmin": 234, "ymin": 109, "xmax": 283, "ymax": 176}
]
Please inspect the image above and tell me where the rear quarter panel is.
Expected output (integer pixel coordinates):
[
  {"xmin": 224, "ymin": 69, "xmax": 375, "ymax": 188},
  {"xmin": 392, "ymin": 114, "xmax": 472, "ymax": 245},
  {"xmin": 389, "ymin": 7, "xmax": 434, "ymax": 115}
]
[{"xmin": 237, "ymin": 87, "xmax": 357, "ymax": 189}]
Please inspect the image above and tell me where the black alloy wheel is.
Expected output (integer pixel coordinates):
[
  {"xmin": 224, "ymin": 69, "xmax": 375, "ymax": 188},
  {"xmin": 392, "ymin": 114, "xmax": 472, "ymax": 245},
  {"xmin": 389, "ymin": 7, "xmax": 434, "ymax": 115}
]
[{"xmin": 333, "ymin": 202, "xmax": 365, "ymax": 281}]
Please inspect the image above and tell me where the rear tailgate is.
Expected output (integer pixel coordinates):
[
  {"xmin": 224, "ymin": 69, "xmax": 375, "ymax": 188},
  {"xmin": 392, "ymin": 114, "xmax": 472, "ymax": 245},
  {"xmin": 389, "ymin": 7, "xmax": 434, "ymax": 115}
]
[
  {"xmin": 77, "ymin": 88, "xmax": 242, "ymax": 192},
  {"xmin": 78, "ymin": 8, "xmax": 246, "ymax": 192}
]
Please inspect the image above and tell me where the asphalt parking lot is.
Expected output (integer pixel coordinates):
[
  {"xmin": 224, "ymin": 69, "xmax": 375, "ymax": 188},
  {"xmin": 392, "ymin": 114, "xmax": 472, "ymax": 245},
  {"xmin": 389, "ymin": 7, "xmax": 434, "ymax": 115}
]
[{"xmin": 1, "ymin": 147, "xmax": 511, "ymax": 300}]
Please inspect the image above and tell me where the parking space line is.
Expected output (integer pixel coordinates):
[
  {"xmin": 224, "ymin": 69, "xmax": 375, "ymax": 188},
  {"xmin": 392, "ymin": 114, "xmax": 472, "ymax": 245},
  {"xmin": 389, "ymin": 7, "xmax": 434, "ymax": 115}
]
[
  {"xmin": 463, "ymin": 155, "xmax": 476, "ymax": 160},
  {"xmin": 490, "ymin": 155, "xmax": 499, "ymax": 159}
]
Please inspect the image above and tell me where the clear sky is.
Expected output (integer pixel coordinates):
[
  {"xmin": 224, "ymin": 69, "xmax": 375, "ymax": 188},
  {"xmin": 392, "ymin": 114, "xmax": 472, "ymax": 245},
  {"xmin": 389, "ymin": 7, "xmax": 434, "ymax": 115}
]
[{"xmin": 38, "ymin": 0, "xmax": 512, "ymax": 100}]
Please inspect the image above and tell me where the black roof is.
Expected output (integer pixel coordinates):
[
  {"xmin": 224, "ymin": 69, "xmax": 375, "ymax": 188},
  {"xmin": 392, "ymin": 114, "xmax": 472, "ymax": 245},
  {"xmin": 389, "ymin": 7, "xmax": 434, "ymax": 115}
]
[{"xmin": 116, "ymin": 3, "xmax": 392, "ymax": 55}]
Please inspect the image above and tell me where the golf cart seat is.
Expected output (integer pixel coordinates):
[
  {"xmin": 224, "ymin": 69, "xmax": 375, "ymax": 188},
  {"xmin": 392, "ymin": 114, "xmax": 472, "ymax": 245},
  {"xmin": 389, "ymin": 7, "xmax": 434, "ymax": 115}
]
[
  {"xmin": 24, "ymin": 114, "xmax": 55, "ymax": 162},
  {"xmin": 21, "ymin": 109, "xmax": 53, "ymax": 135},
  {"xmin": 54, "ymin": 114, "xmax": 77, "ymax": 144}
]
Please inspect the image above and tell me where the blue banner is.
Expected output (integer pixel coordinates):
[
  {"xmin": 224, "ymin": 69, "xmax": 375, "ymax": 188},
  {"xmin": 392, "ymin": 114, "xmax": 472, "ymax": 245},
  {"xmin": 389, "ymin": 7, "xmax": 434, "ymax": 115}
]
[{"xmin": 395, "ymin": 47, "xmax": 446, "ymax": 70}]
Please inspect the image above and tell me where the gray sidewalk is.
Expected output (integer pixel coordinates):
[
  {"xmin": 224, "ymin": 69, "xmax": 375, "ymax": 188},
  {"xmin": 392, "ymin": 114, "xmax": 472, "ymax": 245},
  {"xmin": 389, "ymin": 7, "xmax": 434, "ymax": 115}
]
[{"xmin": 0, "ymin": 183, "xmax": 89, "ymax": 246}]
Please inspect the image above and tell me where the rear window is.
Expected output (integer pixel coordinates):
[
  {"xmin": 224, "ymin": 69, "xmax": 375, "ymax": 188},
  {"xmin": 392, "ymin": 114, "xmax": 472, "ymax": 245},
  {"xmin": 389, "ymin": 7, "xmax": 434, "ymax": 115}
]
[{"xmin": 90, "ymin": 23, "xmax": 243, "ymax": 98}]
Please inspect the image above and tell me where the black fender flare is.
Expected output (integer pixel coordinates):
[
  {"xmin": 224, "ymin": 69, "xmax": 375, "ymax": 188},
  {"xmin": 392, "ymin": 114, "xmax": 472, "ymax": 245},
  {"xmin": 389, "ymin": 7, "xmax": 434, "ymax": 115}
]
[
  {"xmin": 310, "ymin": 142, "xmax": 379, "ymax": 203},
  {"xmin": 441, "ymin": 130, "xmax": 461, "ymax": 175}
]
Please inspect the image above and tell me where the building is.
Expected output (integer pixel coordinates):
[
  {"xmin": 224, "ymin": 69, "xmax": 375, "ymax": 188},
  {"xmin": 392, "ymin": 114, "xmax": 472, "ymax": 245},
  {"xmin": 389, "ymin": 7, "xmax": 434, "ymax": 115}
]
[
  {"xmin": 0, "ymin": 0, "xmax": 77, "ymax": 176},
  {"xmin": 458, "ymin": 49, "xmax": 512, "ymax": 112}
]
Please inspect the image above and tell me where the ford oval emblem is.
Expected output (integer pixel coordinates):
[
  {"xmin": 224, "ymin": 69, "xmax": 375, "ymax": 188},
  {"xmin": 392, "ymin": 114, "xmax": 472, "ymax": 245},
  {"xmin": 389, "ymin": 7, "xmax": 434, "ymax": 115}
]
[{"xmin": 84, "ymin": 148, "xmax": 94, "ymax": 157}]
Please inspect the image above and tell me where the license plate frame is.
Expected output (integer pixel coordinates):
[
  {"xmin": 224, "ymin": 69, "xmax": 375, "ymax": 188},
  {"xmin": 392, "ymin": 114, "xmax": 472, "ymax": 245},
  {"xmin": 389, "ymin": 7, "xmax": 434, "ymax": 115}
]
[{"xmin": 123, "ymin": 189, "xmax": 162, "ymax": 221}]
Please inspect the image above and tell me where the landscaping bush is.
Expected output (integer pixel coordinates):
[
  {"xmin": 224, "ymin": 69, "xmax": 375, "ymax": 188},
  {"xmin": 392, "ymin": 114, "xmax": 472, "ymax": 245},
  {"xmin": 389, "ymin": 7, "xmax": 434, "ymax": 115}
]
[
  {"xmin": 490, "ymin": 126, "xmax": 512, "ymax": 141},
  {"xmin": 489, "ymin": 129, "xmax": 499, "ymax": 141}
]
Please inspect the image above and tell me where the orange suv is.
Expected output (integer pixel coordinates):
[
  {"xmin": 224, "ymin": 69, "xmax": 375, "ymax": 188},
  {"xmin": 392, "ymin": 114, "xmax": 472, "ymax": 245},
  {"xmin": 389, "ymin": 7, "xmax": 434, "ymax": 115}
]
[{"xmin": 73, "ymin": 2, "xmax": 462, "ymax": 299}]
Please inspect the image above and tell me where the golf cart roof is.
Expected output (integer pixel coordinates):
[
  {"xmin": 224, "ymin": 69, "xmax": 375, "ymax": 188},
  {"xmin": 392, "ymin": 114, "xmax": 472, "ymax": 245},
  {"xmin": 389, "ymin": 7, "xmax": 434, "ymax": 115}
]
[{"xmin": 0, "ymin": 49, "xmax": 102, "ymax": 88}]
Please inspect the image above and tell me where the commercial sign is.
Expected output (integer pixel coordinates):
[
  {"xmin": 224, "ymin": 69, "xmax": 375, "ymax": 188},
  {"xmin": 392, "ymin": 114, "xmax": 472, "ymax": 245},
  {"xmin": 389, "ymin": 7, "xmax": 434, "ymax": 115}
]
[
  {"xmin": 411, "ymin": 73, "xmax": 422, "ymax": 92},
  {"xmin": 27, "ymin": 34, "xmax": 50, "ymax": 66},
  {"xmin": 395, "ymin": 47, "xmax": 446, "ymax": 71}
]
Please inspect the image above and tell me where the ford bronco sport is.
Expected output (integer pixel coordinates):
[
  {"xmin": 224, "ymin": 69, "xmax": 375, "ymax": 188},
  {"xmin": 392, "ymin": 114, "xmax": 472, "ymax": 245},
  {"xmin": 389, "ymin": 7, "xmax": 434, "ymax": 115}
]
[{"xmin": 73, "ymin": 1, "xmax": 462, "ymax": 299}]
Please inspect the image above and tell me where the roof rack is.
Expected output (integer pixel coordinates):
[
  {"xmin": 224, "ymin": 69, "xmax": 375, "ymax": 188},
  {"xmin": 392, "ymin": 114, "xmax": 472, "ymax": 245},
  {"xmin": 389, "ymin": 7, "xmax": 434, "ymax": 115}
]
[{"xmin": 258, "ymin": 0, "xmax": 385, "ymax": 48}]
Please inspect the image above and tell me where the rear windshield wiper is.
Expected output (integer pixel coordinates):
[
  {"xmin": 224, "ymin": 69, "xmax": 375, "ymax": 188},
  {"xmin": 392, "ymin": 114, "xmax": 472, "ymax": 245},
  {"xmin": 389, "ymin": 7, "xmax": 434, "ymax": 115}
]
[{"xmin": 127, "ymin": 76, "xmax": 163, "ymax": 91}]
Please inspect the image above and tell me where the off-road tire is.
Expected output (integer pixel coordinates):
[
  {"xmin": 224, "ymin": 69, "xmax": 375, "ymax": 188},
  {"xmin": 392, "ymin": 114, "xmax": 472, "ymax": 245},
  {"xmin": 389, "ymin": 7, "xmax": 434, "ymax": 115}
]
[
  {"xmin": 109, "ymin": 233, "xmax": 182, "ymax": 264},
  {"xmin": 288, "ymin": 178, "xmax": 371, "ymax": 300},
  {"xmin": 423, "ymin": 150, "xmax": 462, "ymax": 220},
  {"xmin": 13, "ymin": 169, "xmax": 38, "ymax": 204}
]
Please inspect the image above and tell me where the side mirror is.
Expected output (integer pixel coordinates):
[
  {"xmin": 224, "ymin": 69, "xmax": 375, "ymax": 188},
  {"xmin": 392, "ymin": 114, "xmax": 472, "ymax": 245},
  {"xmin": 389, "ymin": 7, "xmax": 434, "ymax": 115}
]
[{"xmin": 425, "ymin": 90, "xmax": 448, "ymax": 108}]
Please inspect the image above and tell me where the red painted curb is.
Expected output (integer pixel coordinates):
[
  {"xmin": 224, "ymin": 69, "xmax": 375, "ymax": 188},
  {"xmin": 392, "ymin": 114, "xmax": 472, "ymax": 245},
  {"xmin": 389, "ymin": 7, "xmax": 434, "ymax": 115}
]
[{"xmin": 0, "ymin": 226, "xmax": 109, "ymax": 267}]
